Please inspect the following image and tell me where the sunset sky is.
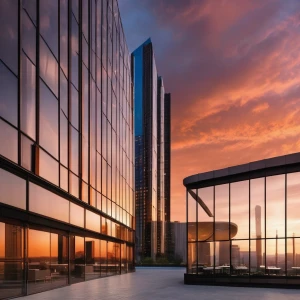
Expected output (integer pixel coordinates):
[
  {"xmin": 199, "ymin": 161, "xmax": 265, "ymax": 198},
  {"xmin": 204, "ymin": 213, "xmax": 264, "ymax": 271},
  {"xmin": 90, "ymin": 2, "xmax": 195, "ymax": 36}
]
[{"xmin": 119, "ymin": 0, "xmax": 300, "ymax": 222}]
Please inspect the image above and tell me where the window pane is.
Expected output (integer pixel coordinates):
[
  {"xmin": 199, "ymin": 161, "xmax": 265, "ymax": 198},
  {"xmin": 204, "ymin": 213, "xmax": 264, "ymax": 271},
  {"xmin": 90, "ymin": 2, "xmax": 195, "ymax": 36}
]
[
  {"xmin": 40, "ymin": 0, "xmax": 58, "ymax": 58},
  {"xmin": 0, "ymin": 119, "xmax": 18, "ymax": 163},
  {"xmin": 0, "ymin": 222, "xmax": 24, "ymax": 299},
  {"xmin": 21, "ymin": 54, "xmax": 36, "ymax": 139},
  {"xmin": 60, "ymin": 165, "xmax": 68, "ymax": 191},
  {"xmin": 71, "ymin": 85, "xmax": 79, "ymax": 129},
  {"xmin": 22, "ymin": 10, "xmax": 36, "ymax": 64},
  {"xmin": 69, "ymin": 172, "xmax": 79, "ymax": 198},
  {"xmin": 22, "ymin": 0, "xmax": 36, "ymax": 25},
  {"xmin": 287, "ymin": 238, "xmax": 300, "ymax": 275},
  {"xmin": 70, "ymin": 202, "xmax": 84, "ymax": 228},
  {"xmin": 250, "ymin": 239, "xmax": 265, "ymax": 275},
  {"xmin": 29, "ymin": 182, "xmax": 69, "ymax": 223},
  {"xmin": 21, "ymin": 135, "xmax": 34, "ymax": 171},
  {"xmin": 50, "ymin": 233, "xmax": 68, "ymax": 288},
  {"xmin": 287, "ymin": 172, "xmax": 300, "ymax": 238},
  {"xmin": 266, "ymin": 238, "xmax": 285, "ymax": 275},
  {"xmin": 231, "ymin": 240, "xmax": 249, "ymax": 274},
  {"xmin": 60, "ymin": 111, "xmax": 68, "ymax": 166},
  {"xmin": 0, "ymin": 0, "xmax": 18, "ymax": 74},
  {"xmin": 28, "ymin": 229, "xmax": 51, "ymax": 294},
  {"xmin": 0, "ymin": 168, "xmax": 26, "ymax": 210},
  {"xmin": 82, "ymin": 181, "xmax": 88, "ymax": 203},
  {"xmin": 40, "ymin": 80, "xmax": 58, "ymax": 158},
  {"xmin": 197, "ymin": 187, "xmax": 213, "ymax": 241},
  {"xmin": 250, "ymin": 177, "xmax": 265, "ymax": 239},
  {"xmin": 71, "ymin": 15, "xmax": 79, "ymax": 89},
  {"xmin": 100, "ymin": 240, "xmax": 107, "ymax": 276},
  {"xmin": 231, "ymin": 181, "xmax": 249, "ymax": 239},
  {"xmin": 40, "ymin": 38, "xmax": 58, "ymax": 96},
  {"xmin": 85, "ymin": 238, "xmax": 100, "ymax": 280},
  {"xmin": 60, "ymin": 0, "xmax": 68, "ymax": 77},
  {"xmin": 70, "ymin": 235, "xmax": 84, "ymax": 284},
  {"xmin": 86, "ymin": 210, "xmax": 100, "ymax": 233},
  {"xmin": 39, "ymin": 149, "xmax": 59, "ymax": 185},
  {"xmin": 60, "ymin": 70, "xmax": 68, "ymax": 117},
  {"xmin": 215, "ymin": 184, "xmax": 229, "ymax": 240},
  {"xmin": 266, "ymin": 175, "xmax": 285, "ymax": 238},
  {"xmin": 0, "ymin": 61, "xmax": 18, "ymax": 126},
  {"xmin": 70, "ymin": 127, "xmax": 79, "ymax": 174}
]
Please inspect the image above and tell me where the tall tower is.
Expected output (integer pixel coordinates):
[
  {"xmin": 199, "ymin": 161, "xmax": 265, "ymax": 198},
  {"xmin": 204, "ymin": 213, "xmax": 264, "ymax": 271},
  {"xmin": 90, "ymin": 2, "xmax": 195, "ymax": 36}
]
[
  {"xmin": 255, "ymin": 205, "xmax": 262, "ymax": 269},
  {"xmin": 132, "ymin": 39, "xmax": 158, "ymax": 261}
]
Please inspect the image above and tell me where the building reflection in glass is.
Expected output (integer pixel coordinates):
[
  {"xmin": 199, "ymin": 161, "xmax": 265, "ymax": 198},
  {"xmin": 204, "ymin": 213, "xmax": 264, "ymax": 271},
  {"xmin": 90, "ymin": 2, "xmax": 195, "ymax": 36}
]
[{"xmin": 185, "ymin": 168, "xmax": 300, "ymax": 284}]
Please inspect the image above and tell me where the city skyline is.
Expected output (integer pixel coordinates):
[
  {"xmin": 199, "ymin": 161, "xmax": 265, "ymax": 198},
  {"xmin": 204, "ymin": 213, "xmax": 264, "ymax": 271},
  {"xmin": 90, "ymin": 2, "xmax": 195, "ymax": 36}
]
[{"xmin": 119, "ymin": 0, "xmax": 300, "ymax": 222}]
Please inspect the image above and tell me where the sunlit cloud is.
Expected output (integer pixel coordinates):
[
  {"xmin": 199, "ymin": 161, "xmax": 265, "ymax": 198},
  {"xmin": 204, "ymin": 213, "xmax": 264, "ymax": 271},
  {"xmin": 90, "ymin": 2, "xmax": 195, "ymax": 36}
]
[{"xmin": 119, "ymin": 0, "xmax": 300, "ymax": 221}]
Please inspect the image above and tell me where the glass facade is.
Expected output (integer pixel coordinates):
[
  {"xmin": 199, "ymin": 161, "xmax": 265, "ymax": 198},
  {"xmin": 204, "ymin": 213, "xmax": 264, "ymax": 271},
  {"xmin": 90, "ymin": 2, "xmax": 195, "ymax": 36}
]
[
  {"xmin": 184, "ymin": 155, "xmax": 300, "ymax": 287},
  {"xmin": 0, "ymin": 0, "xmax": 134, "ymax": 298}
]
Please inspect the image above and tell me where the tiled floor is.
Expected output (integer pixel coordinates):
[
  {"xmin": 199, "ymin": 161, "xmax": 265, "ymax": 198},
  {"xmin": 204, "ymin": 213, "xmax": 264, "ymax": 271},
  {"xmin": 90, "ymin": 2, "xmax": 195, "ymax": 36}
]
[{"xmin": 20, "ymin": 267, "xmax": 300, "ymax": 300}]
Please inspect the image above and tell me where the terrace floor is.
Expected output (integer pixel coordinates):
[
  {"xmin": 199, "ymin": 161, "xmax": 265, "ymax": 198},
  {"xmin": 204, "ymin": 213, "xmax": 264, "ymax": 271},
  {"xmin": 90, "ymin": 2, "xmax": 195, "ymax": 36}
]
[{"xmin": 20, "ymin": 267, "xmax": 300, "ymax": 300}]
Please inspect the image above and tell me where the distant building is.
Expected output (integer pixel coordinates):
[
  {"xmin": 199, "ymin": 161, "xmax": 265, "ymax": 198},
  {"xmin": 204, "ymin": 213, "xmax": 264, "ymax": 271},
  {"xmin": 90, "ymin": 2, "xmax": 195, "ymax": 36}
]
[{"xmin": 132, "ymin": 39, "xmax": 171, "ymax": 261}]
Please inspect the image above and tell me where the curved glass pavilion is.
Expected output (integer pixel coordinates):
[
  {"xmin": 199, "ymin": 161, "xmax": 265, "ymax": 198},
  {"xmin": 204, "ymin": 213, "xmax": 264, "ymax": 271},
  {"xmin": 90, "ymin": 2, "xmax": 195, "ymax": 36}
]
[{"xmin": 184, "ymin": 153, "xmax": 300, "ymax": 288}]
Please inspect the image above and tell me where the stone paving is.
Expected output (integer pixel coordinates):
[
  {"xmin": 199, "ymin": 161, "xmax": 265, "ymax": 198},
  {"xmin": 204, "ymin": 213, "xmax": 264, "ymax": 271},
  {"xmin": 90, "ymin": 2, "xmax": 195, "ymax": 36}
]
[{"xmin": 20, "ymin": 267, "xmax": 300, "ymax": 300}]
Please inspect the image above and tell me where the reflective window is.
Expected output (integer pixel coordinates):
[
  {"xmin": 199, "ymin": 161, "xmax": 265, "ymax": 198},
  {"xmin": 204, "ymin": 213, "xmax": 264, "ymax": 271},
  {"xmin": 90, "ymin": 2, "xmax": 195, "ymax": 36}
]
[
  {"xmin": 28, "ymin": 229, "xmax": 51, "ymax": 294},
  {"xmin": 231, "ymin": 240, "xmax": 249, "ymax": 274},
  {"xmin": 70, "ymin": 127, "xmax": 79, "ymax": 174},
  {"xmin": 60, "ymin": 70, "xmax": 68, "ymax": 117},
  {"xmin": 82, "ymin": 181, "xmax": 89, "ymax": 203},
  {"xmin": 0, "ymin": 168, "xmax": 26, "ymax": 210},
  {"xmin": 250, "ymin": 239, "xmax": 265, "ymax": 275},
  {"xmin": 40, "ymin": 38, "xmax": 58, "ymax": 96},
  {"xmin": 22, "ymin": 0, "xmax": 37, "ymax": 25},
  {"xmin": 266, "ymin": 175, "xmax": 285, "ymax": 238},
  {"xmin": 70, "ymin": 235, "xmax": 85, "ymax": 284},
  {"xmin": 250, "ymin": 178, "xmax": 265, "ymax": 239},
  {"xmin": 22, "ymin": 10, "xmax": 36, "ymax": 64},
  {"xmin": 40, "ymin": 80, "xmax": 58, "ymax": 158},
  {"xmin": 70, "ymin": 203, "xmax": 84, "ymax": 228},
  {"xmin": 86, "ymin": 210, "xmax": 100, "ymax": 233},
  {"xmin": 287, "ymin": 172, "xmax": 300, "ymax": 238},
  {"xmin": 71, "ymin": 85, "xmax": 79, "ymax": 129},
  {"xmin": 70, "ymin": 172, "xmax": 79, "ymax": 198},
  {"xmin": 50, "ymin": 233, "xmax": 68, "ymax": 288},
  {"xmin": 60, "ymin": 112, "xmax": 68, "ymax": 167},
  {"xmin": 39, "ymin": 149, "xmax": 59, "ymax": 185},
  {"xmin": 287, "ymin": 238, "xmax": 300, "ymax": 274},
  {"xmin": 0, "ymin": 119, "xmax": 18, "ymax": 163},
  {"xmin": 0, "ymin": 0, "xmax": 18, "ymax": 74},
  {"xmin": 0, "ymin": 61, "xmax": 18, "ymax": 126},
  {"xmin": 21, "ymin": 135, "xmax": 34, "ymax": 171},
  {"xmin": 266, "ymin": 238, "xmax": 285, "ymax": 275},
  {"xmin": 30, "ymin": 182, "xmax": 69, "ymax": 223},
  {"xmin": 71, "ymin": 14, "xmax": 79, "ymax": 89},
  {"xmin": 40, "ymin": 0, "xmax": 58, "ymax": 58},
  {"xmin": 60, "ymin": 0, "xmax": 68, "ymax": 76},
  {"xmin": 215, "ymin": 184, "xmax": 229, "ymax": 240},
  {"xmin": 21, "ymin": 54, "xmax": 36, "ymax": 139},
  {"xmin": 85, "ymin": 237, "xmax": 101, "ymax": 280},
  {"xmin": 197, "ymin": 187, "xmax": 213, "ymax": 242},
  {"xmin": 60, "ymin": 165, "xmax": 68, "ymax": 191},
  {"xmin": 231, "ymin": 180, "xmax": 249, "ymax": 239},
  {"xmin": 0, "ymin": 222, "xmax": 23, "ymax": 299}
]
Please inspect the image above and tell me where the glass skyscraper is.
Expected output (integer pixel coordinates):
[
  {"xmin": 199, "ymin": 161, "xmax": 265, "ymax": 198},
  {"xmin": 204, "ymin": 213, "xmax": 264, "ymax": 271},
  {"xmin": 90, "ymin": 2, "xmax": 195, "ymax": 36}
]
[
  {"xmin": 132, "ymin": 39, "xmax": 171, "ymax": 261},
  {"xmin": 0, "ymin": 0, "xmax": 134, "ymax": 298}
]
